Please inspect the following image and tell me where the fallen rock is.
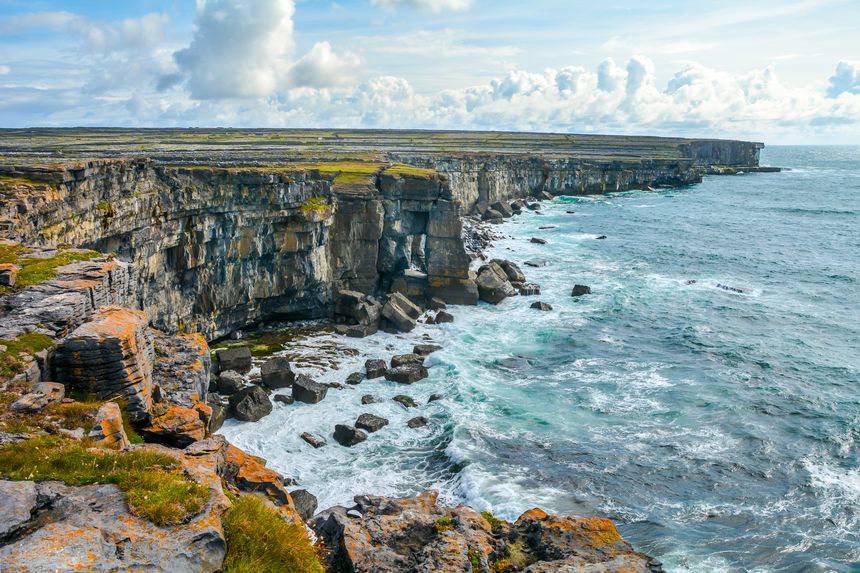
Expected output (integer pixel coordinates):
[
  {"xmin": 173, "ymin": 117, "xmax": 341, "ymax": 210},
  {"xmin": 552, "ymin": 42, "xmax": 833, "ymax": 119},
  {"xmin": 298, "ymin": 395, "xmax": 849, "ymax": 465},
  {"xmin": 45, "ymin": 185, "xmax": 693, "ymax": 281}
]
[
  {"xmin": 10, "ymin": 382, "xmax": 65, "ymax": 413},
  {"xmin": 490, "ymin": 200, "xmax": 514, "ymax": 217},
  {"xmin": 524, "ymin": 259, "xmax": 547, "ymax": 267},
  {"xmin": 392, "ymin": 395, "xmax": 417, "ymax": 408},
  {"xmin": 0, "ymin": 263, "xmax": 18, "ymax": 287},
  {"xmin": 476, "ymin": 262, "xmax": 518, "ymax": 304},
  {"xmin": 531, "ymin": 301, "xmax": 553, "ymax": 311},
  {"xmin": 406, "ymin": 416, "xmax": 429, "ymax": 429},
  {"xmin": 346, "ymin": 325, "xmax": 378, "ymax": 338},
  {"xmin": 381, "ymin": 292, "xmax": 422, "ymax": 333},
  {"xmin": 333, "ymin": 424, "xmax": 367, "ymax": 447},
  {"xmin": 482, "ymin": 208, "xmax": 504, "ymax": 221},
  {"xmin": 385, "ymin": 364, "xmax": 429, "ymax": 384},
  {"xmin": 206, "ymin": 394, "xmax": 226, "ymax": 433},
  {"xmin": 140, "ymin": 404, "xmax": 208, "ymax": 448},
  {"xmin": 517, "ymin": 283, "xmax": 541, "ymax": 296},
  {"xmin": 538, "ymin": 225, "xmax": 557, "ymax": 230},
  {"xmin": 492, "ymin": 259, "xmax": 526, "ymax": 283},
  {"xmin": 274, "ymin": 394, "xmax": 294, "ymax": 405},
  {"xmin": 390, "ymin": 353, "xmax": 423, "ymax": 368},
  {"xmin": 346, "ymin": 372, "xmax": 365, "ymax": 385},
  {"xmin": 355, "ymin": 413, "xmax": 389, "ymax": 433},
  {"xmin": 428, "ymin": 297, "xmax": 447, "ymax": 310},
  {"xmin": 413, "ymin": 344, "xmax": 442, "ymax": 356},
  {"xmin": 365, "ymin": 359, "xmax": 387, "ymax": 379},
  {"xmin": 527, "ymin": 202, "xmax": 542, "ymax": 210},
  {"xmin": 360, "ymin": 395, "xmax": 378, "ymax": 405},
  {"xmin": 292, "ymin": 374, "xmax": 328, "ymax": 404},
  {"xmin": 215, "ymin": 346, "xmax": 252, "ymax": 375},
  {"xmin": 530, "ymin": 237, "xmax": 547, "ymax": 244},
  {"xmin": 87, "ymin": 402, "xmax": 130, "ymax": 450},
  {"xmin": 301, "ymin": 432, "xmax": 326, "ymax": 448},
  {"xmin": 217, "ymin": 370, "xmax": 244, "ymax": 395},
  {"xmin": 571, "ymin": 285, "xmax": 592, "ymax": 297},
  {"xmin": 434, "ymin": 310, "xmax": 454, "ymax": 323},
  {"xmin": 290, "ymin": 489, "xmax": 318, "ymax": 522},
  {"xmin": 229, "ymin": 385, "xmax": 272, "ymax": 422},
  {"xmin": 260, "ymin": 356, "xmax": 295, "ymax": 389}
]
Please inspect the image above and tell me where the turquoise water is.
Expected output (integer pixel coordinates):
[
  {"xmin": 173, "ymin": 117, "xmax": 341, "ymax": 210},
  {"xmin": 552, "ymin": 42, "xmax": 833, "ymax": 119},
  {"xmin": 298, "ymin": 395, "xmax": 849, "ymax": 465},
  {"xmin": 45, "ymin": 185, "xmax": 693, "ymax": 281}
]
[{"xmin": 222, "ymin": 146, "xmax": 860, "ymax": 572}]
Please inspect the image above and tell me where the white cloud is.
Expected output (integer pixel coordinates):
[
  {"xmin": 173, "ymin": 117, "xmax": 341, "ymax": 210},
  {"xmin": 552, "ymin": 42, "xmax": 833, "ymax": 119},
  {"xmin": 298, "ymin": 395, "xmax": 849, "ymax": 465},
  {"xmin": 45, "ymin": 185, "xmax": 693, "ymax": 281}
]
[
  {"xmin": 827, "ymin": 60, "xmax": 860, "ymax": 97},
  {"xmin": 288, "ymin": 41, "xmax": 362, "ymax": 88},
  {"xmin": 172, "ymin": 0, "xmax": 295, "ymax": 99},
  {"xmin": 0, "ymin": 65, "xmax": 9, "ymax": 75},
  {"xmin": 370, "ymin": 0, "xmax": 472, "ymax": 12}
]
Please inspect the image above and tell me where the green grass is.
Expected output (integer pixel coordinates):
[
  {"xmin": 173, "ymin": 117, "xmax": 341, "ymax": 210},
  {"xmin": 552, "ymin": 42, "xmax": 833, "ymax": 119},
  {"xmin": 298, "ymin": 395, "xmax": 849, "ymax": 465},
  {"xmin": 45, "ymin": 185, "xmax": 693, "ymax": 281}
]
[
  {"xmin": 222, "ymin": 494, "xmax": 324, "ymax": 573},
  {"xmin": 434, "ymin": 516, "xmax": 454, "ymax": 534},
  {"xmin": 0, "ymin": 436, "xmax": 208, "ymax": 526},
  {"xmin": 384, "ymin": 164, "xmax": 436, "ymax": 178},
  {"xmin": 298, "ymin": 196, "xmax": 330, "ymax": 215},
  {"xmin": 481, "ymin": 511, "xmax": 507, "ymax": 531},
  {"xmin": 0, "ymin": 245, "xmax": 102, "ymax": 290},
  {"xmin": 0, "ymin": 332, "xmax": 55, "ymax": 379}
]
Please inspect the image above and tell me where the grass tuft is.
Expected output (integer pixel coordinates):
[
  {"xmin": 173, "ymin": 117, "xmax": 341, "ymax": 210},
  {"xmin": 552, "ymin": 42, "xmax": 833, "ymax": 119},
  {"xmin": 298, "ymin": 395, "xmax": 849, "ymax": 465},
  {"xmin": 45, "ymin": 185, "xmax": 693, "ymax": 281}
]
[
  {"xmin": 0, "ymin": 332, "xmax": 55, "ymax": 379},
  {"xmin": 481, "ymin": 511, "xmax": 507, "ymax": 531},
  {"xmin": 222, "ymin": 494, "xmax": 324, "ymax": 573},
  {"xmin": 0, "ymin": 436, "xmax": 208, "ymax": 526}
]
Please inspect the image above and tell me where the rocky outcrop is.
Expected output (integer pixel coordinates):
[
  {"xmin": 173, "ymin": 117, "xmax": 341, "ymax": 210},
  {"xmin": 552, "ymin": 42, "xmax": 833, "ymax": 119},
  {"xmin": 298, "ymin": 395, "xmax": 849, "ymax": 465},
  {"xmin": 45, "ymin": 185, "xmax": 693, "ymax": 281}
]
[{"xmin": 312, "ymin": 490, "xmax": 662, "ymax": 573}]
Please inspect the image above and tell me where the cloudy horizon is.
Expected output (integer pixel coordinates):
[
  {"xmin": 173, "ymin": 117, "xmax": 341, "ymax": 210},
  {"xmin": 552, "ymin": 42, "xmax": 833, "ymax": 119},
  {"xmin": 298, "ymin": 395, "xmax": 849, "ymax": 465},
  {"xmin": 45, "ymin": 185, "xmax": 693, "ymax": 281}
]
[{"xmin": 0, "ymin": 0, "xmax": 858, "ymax": 143}]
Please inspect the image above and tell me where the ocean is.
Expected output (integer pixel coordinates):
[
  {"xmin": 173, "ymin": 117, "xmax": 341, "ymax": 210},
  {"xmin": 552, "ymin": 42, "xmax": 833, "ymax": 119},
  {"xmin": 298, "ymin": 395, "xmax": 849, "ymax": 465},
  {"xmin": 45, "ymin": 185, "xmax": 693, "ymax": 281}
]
[{"xmin": 220, "ymin": 146, "xmax": 860, "ymax": 572}]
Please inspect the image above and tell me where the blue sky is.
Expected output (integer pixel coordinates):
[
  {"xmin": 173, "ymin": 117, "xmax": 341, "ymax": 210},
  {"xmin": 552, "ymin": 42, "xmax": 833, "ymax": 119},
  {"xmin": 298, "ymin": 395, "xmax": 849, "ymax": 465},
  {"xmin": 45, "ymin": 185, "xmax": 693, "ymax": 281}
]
[{"xmin": 0, "ymin": 0, "xmax": 858, "ymax": 142}]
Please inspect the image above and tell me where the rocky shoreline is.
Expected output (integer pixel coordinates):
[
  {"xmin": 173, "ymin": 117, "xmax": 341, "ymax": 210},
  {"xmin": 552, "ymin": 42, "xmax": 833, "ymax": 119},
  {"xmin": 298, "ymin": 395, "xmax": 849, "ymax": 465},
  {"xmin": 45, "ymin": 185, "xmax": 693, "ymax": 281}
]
[{"xmin": 0, "ymin": 129, "xmax": 767, "ymax": 571}]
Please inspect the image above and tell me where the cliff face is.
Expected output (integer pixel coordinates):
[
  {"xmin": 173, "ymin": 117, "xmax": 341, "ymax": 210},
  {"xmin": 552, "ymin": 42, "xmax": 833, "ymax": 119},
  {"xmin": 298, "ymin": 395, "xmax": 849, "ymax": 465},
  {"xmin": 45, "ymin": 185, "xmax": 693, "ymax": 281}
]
[{"xmin": 0, "ymin": 131, "xmax": 765, "ymax": 340}]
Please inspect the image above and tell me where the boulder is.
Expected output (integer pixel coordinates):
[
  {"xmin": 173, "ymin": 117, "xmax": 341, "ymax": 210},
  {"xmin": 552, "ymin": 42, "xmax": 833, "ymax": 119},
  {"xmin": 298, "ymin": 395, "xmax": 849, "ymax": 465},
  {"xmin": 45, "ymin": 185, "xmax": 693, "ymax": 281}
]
[
  {"xmin": 346, "ymin": 325, "xmax": 378, "ymax": 338},
  {"xmin": 385, "ymin": 364, "xmax": 429, "ymax": 384},
  {"xmin": 476, "ymin": 263, "xmax": 518, "ymax": 304},
  {"xmin": 274, "ymin": 394, "xmax": 294, "ymax": 405},
  {"xmin": 334, "ymin": 290, "xmax": 382, "ymax": 327},
  {"xmin": 524, "ymin": 259, "xmax": 547, "ymax": 267},
  {"xmin": 360, "ymin": 395, "xmax": 378, "ymax": 405},
  {"xmin": 229, "ymin": 385, "xmax": 272, "ymax": 422},
  {"xmin": 530, "ymin": 237, "xmax": 547, "ymax": 244},
  {"xmin": 492, "ymin": 259, "xmax": 526, "ymax": 283},
  {"xmin": 0, "ymin": 480, "xmax": 36, "ymax": 540},
  {"xmin": 140, "ymin": 404, "xmax": 208, "ymax": 448},
  {"xmin": 428, "ymin": 394, "xmax": 443, "ymax": 403},
  {"xmin": 292, "ymin": 374, "xmax": 328, "ymax": 404},
  {"xmin": 527, "ymin": 202, "xmax": 542, "ymax": 210},
  {"xmin": 88, "ymin": 401, "xmax": 129, "ymax": 450},
  {"xmin": 392, "ymin": 395, "xmax": 417, "ymax": 408},
  {"xmin": 390, "ymin": 353, "xmax": 423, "ymax": 368},
  {"xmin": 490, "ymin": 200, "xmax": 514, "ymax": 217},
  {"xmin": 406, "ymin": 416, "xmax": 429, "ymax": 429},
  {"xmin": 10, "ymin": 382, "xmax": 65, "ymax": 413},
  {"xmin": 517, "ymin": 283, "xmax": 541, "ymax": 296},
  {"xmin": 482, "ymin": 208, "xmax": 504, "ymax": 221},
  {"xmin": 595, "ymin": 235, "xmax": 607, "ymax": 240},
  {"xmin": 571, "ymin": 285, "xmax": 592, "ymax": 297},
  {"xmin": 531, "ymin": 301, "xmax": 553, "ymax": 311},
  {"xmin": 365, "ymin": 359, "xmax": 387, "ymax": 379},
  {"xmin": 428, "ymin": 297, "xmax": 447, "ymax": 310},
  {"xmin": 215, "ymin": 346, "xmax": 252, "ymax": 374},
  {"xmin": 381, "ymin": 293, "xmax": 422, "ymax": 333},
  {"xmin": 301, "ymin": 432, "xmax": 326, "ymax": 448},
  {"xmin": 355, "ymin": 413, "xmax": 389, "ymax": 433},
  {"xmin": 290, "ymin": 489, "xmax": 318, "ymax": 522},
  {"xmin": 260, "ymin": 356, "xmax": 295, "ymax": 389},
  {"xmin": 217, "ymin": 370, "xmax": 244, "ymax": 395},
  {"xmin": 535, "ymin": 190, "xmax": 554, "ymax": 201},
  {"xmin": 333, "ymin": 424, "xmax": 367, "ymax": 447},
  {"xmin": 413, "ymin": 344, "xmax": 442, "ymax": 356},
  {"xmin": 346, "ymin": 372, "xmax": 365, "ymax": 385},
  {"xmin": 206, "ymin": 394, "xmax": 226, "ymax": 433},
  {"xmin": 434, "ymin": 310, "xmax": 454, "ymax": 323}
]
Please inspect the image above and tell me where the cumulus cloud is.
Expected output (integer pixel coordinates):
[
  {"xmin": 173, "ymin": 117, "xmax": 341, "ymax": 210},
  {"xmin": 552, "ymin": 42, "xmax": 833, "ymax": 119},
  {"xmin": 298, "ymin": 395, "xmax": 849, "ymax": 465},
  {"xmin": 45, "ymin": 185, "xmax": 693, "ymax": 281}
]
[
  {"xmin": 370, "ymin": 0, "xmax": 472, "ymax": 11},
  {"xmin": 172, "ymin": 0, "xmax": 295, "ymax": 99},
  {"xmin": 288, "ymin": 42, "xmax": 362, "ymax": 88},
  {"xmin": 827, "ymin": 61, "xmax": 860, "ymax": 98}
]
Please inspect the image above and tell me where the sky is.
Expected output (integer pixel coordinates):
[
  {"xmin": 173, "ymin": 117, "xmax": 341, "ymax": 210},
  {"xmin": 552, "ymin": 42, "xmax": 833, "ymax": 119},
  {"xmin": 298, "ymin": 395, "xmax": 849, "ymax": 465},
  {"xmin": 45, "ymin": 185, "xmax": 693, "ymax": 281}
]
[{"xmin": 0, "ymin": 0, "xmax": 858, "ymax": 143}]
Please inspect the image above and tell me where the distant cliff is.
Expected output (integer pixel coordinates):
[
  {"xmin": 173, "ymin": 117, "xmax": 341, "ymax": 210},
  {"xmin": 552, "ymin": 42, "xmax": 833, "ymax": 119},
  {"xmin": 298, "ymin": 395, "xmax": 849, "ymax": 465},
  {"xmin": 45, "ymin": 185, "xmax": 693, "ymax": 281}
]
[{"xmin": 0, "ymin": 129, "xmax": 765, "ymax": 340}]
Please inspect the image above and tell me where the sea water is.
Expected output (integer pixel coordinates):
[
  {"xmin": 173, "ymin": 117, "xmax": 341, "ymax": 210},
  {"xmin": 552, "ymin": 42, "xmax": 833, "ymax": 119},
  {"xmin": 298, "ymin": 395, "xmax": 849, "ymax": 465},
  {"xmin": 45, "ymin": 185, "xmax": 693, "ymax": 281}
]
[{"xmin": 221, "ymin": 146, "xmax": 860, "ymax": 572}]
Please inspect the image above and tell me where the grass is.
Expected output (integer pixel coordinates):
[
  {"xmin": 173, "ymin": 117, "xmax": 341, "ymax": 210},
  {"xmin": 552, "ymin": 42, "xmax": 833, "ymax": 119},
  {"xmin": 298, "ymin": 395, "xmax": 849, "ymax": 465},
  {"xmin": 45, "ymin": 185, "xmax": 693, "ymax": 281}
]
[
  {"xmin": 481, "ymin": 511, "xmax": 507, "ymax": 531},
  {"xmin": 0, "ymin": 242, "xmax": 102, "ymax": 290},
  {"xmin": 0, "ymin": 435, "xmax": 208, "ymax": 526},
  {"xmin": 298, "ymin": 196, "xmax": 330, "ymax": 216},
  {"xmin": 222, "ymin": 494, "xmax": 324, "ymax": 573},
  {"xmin": 435, "ymin": 516, "xmax": 454, "ymax": 534},
  {"xmin": 384, "ymin": 164, "xmax": 437, "ymax": 178},
  {"xmin": 0, "ymin": 332, "xmax": 55, "ymax": 379}
]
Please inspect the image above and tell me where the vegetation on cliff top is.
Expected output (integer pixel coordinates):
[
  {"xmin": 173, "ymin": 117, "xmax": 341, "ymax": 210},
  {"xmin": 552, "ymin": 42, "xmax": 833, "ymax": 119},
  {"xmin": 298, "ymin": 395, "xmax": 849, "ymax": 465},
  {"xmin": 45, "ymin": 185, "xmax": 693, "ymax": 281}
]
[
  {"xmin": 0, "ymin": 435, "xmax": 209, "ymax": 526},
  {"xmin": 0, "ymin": 332, "xmax": 54, "ymax": 380},
  {"xmin": 0, "ymin": 242, "xmax": 103, "ymax": 291},
  {"xmin": 222, "ymin": 494, "xmax": 324, "ymax": 573}
]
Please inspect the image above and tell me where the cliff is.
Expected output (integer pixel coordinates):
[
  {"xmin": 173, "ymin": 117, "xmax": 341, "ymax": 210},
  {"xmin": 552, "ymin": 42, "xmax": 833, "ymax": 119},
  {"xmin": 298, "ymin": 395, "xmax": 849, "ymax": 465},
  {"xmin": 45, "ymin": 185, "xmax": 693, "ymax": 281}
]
[{"xmin": 0, "ymin": 129, "xmax": 765, "ymax": 340}]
